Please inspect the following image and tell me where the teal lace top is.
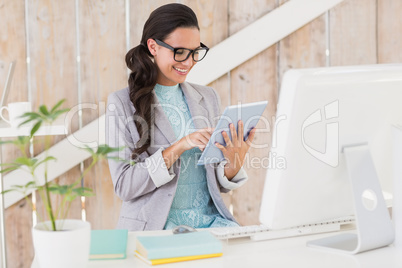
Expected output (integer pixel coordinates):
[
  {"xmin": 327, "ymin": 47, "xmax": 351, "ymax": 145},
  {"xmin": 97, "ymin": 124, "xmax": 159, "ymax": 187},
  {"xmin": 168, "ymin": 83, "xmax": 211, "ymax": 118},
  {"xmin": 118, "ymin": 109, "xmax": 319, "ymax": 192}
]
[{"xmin": 154, "ymin": 83, "xmax": 238, "ymax": 229}]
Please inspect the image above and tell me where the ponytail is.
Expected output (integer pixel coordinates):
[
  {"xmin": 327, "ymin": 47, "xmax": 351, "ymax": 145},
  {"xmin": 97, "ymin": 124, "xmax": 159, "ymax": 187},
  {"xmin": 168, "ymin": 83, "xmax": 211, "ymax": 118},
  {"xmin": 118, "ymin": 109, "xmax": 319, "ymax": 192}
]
[{"xmin": 126, "ymin": 44, "xmax": 158, "ymax": 160}]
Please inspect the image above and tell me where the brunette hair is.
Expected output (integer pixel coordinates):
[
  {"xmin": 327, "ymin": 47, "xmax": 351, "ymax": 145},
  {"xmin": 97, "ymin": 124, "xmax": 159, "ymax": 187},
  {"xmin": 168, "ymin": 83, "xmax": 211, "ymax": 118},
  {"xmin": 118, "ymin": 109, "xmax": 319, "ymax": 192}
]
[{"xmin": 125, "ymin": 3, "xmax": 200, "ymax": 159}]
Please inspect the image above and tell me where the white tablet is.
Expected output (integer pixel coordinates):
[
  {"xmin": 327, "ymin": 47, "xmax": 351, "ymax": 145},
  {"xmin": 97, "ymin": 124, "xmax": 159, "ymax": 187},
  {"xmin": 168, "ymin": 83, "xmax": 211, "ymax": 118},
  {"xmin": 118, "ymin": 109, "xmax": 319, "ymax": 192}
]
[{"xmin": 197, "ymin": 100, "xmax": 268, "ymax": 165}]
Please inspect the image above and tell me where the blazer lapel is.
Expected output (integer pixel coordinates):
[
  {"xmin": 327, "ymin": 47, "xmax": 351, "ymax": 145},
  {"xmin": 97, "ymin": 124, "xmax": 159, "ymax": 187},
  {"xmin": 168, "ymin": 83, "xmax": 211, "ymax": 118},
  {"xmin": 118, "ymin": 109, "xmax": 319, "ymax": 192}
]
[
  {"xmin": 153, "ymin": 91, "xmax": 177, "ymax": 146},
  {"xmin": 181, "ymin": 82, "xmax": 210, "ymax": 130},
  {"xmin": 152, "ymin": 82, "xmax": 210, "ymax": 147}
]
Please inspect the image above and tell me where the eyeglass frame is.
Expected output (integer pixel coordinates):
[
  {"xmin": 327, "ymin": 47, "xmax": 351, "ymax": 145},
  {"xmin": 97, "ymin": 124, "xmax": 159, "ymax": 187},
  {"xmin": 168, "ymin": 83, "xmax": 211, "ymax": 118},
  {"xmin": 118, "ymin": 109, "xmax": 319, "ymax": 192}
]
[{"xmin": 154, "ymin": 39, "xmax": 209, "ymax": 62}]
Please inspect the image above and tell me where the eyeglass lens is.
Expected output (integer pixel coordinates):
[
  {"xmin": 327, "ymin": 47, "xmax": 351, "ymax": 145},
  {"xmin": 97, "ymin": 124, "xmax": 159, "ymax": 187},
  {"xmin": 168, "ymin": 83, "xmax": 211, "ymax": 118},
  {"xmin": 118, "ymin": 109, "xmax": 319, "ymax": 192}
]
[{"xmin": 174, "ymin": 48, "xmax": 207, "ymax": 62}]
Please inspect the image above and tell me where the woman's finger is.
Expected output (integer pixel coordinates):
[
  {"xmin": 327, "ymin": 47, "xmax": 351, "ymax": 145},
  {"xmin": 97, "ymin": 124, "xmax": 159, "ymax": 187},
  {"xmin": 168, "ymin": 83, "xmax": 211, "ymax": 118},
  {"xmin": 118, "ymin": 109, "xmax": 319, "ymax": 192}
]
[
  {"xmin": 245, "ymin": 127, "xmax": 256, "ymax": 147},
  {"xmin": 222, "ymin": 130, "xmax": 232, "ymax": 147},
  {"xmin": 200, "ymin": 129, "xmax": 212, "ymax": 140},
  {"xmin": 197, "ymin": 133, "xmax": 209, "ymax": 145},
  {"xmin": 215, "ymin": 142, "xmax": 226, "ymax": 152},
  {"xmin": 230, "ymin": 123, "xmax": 237, "ymax": 147},
  {"xmin": 238, "ymin": 120, "xmax": 244, "ymax": 144}
]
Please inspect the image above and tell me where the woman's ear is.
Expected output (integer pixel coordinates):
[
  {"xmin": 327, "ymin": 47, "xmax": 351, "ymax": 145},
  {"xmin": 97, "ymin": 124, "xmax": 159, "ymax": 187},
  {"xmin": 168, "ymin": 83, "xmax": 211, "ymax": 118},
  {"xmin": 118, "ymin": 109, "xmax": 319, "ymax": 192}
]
[{"xmin": 147, "ymin": 39, "xmax": 157, "ymax": 56}]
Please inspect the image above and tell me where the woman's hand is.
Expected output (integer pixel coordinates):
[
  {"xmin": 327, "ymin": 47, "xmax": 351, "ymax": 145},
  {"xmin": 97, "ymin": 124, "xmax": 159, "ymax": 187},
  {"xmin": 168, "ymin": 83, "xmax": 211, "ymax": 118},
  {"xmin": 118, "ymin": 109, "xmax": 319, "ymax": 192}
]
[
  {"xmin": 179, "ymin": 127, "xmax": 214, "ymax": 152},
  {"xmin": 162, "ymin": 127, "xmax": 214, "ymax": 170},
  {"xmin": 215, "ymin": 120, "xmax": 256, "ymax": 180}
]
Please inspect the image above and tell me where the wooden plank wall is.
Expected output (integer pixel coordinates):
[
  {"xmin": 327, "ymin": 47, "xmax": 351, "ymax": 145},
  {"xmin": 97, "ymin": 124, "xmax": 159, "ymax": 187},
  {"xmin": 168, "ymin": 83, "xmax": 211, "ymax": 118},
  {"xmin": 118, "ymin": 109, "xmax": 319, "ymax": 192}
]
[
  {"xmin": 228, "ymin": 0, "xmax": 277, "ymax": 226},
  {"xmin": 0, "ymin": 0, "xmax": 401, "ymax": 267},
  {"xmin": 79, "ymin": 0, "xmax": 126, "ymax": 230},
  {"xmin": 0, "ymin": 1, "xmax": 32, "ymax": 267}
]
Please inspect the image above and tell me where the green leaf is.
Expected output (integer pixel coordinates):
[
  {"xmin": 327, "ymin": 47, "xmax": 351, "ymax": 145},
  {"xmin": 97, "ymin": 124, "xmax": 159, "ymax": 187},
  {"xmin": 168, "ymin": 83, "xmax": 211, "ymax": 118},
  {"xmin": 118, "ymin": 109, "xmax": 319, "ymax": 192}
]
[
  {"xmin": 35, "ymin": 156, "xmax": 56, "ymax": 168},
  {"xmin": 52, "ymin": 108, "xmax": 70, "ymax": 117},
  {"xmin": 20, "ymin": 112, "xmax": 41, "ymax": 119},
  {"xmin": 0, "ymin": 140, "xmax": 16, "ymax": 146},
  {"xmin": 14, "ymin": 157, "xmax": 34, "ymax": 167},
  {"xmin": 25, "ymin": 181, "xmax": 37, "ymax": 189},
  {"xmin": 18, "ymin": 118, "xmax": 34, "ymax": 127},
  {"xmin": 1, "ymin": 189, "xmax": 16, "ymax": 195},
  {"xmin": 96, "ymin": 145, "xmax": 107, "ymax": 155},
  {"xmin": 73, "ymin": 187, "xmax": 94, "ymax": 197},
  {"xmin": 0, "ymin": 164, "xmax": 21, "ymax": 174},
  {"xmin": 0, "ymin": 136, "xmax": 30, "ymax": 147},
  {"xmin": 48, "ymin": 109, "xmax": 69, "ymax": 122},
  {"xmin": 65, "ymin": 193, "xmax": 78, "ymax": 202},
  {"xmin": 96, "ymin": 145, "xmax": 125, "ymax": 157},
  {"xmin": 48, "ymin": 185, "xmax": 70, "ymax": 195},
  {"xmin": 39, "ymin": 105, "xmax": 49, "ymax": 116},
  {"xmin": 81, "ymin": 145, "xmax": 95, "ymax": 154},
  {"xmin": 50, "ymin": 99, "xmax": 66, "ymax": 113},
  {"xmin": 106, "ymin": 156, "xmax": 132, "ymax": 165},
  {"xmin": 30, "ymin": 121, "xmax": 42, "ymax": 137},
  {"xmin": 17, "ymin": 136, "xmax": 31, "ymax": 144},
  {"xmin": 47, "ymin": 185, "xmax": 58, "ymax": 192}
]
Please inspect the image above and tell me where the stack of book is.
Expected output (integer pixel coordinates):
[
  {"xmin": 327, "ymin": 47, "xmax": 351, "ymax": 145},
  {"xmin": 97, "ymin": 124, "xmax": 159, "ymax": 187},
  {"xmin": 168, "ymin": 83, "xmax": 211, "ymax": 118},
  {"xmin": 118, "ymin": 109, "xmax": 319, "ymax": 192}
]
[{"xmin": 135, "ymin": 231, "xmax": 223, "ymax": 265}]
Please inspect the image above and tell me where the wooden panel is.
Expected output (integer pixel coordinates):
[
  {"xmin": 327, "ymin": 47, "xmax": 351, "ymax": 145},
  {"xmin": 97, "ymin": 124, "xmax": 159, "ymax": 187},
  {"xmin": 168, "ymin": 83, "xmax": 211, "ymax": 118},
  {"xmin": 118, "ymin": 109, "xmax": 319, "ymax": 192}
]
[
  {"xmin": 129, "ymin": 0, "xmax": 175, "ymax": 48},
  {"xmin": 228, "ymin": 0, "xmax": 276, "ymax": 36},
  {"xmin": 5, "ymin": 199, "xmax": 34, "ymax": 268},
  {"xmin": 79, "ymin": 0, "xmax": 126, "ymax": 230},
  {"xmin": 0, "ymin": 0, "xmax": 28, "ymax": 102},
  {"xmin": 181, "ymin": 0, "xmax": 229, "ymax": 46},
  {"xmin": 377, "ymin": 0, "xmax": 402, "ymax": 63},
  {"xmin": 80, "ymin": 0, "xmax": 127, "ymax": 114},
  {"xmin": 229, "ymin": 0, "xmax": 277, "ymax": 226},
  {"xmin": 0, "ymin": 1, "xmax": 34, "ymax": 267},
  {"xmin": 27, "ymin": 0, "xmax": 78, "ymax": 110},
  {"xmin": 278, "ymin": 0, "xmax": 327, "ymax": 83},
  {"xmin": 329, "ymin": 0, "xmax": 377, "ymax": 66}
]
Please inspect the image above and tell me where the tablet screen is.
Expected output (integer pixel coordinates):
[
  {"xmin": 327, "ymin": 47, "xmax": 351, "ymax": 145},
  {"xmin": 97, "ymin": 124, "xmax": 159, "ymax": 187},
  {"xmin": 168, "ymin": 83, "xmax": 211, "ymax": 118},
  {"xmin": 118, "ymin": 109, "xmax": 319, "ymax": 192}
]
[{"xmin": 197, "ymin": 100, "xmax": 268, "ymax": 165}]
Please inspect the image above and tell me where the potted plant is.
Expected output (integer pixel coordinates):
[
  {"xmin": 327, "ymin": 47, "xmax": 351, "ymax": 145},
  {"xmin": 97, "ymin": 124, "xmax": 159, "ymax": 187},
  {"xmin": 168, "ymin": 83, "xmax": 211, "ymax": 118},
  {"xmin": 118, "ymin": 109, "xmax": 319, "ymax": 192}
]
[{"xmin": 0, "ymin": 100, "xmax": 123, "ymax": 268}]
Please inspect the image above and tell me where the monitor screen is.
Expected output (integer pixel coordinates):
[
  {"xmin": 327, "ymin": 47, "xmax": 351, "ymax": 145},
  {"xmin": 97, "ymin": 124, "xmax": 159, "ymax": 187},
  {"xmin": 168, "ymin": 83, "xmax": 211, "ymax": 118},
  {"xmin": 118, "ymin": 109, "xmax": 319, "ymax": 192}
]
[{"xmin": 259, "ymin": 64, "xmax": 402, "ymax": 229}]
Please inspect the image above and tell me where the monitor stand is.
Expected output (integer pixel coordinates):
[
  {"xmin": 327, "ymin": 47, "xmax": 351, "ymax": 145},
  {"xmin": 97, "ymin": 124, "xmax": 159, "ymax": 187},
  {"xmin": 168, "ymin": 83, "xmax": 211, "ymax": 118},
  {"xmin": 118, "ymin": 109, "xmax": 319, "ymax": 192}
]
[{"xmin": 307, "ymin": 144, "xmax": 395, "ymax": 254}]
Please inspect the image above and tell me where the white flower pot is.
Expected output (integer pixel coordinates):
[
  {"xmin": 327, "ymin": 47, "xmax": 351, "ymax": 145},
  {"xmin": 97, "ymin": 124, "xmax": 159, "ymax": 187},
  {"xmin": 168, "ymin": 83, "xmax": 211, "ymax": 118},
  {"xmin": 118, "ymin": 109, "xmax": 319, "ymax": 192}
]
[{"xmin": 32, "ymin": 219, "xmax": 91, "ymax": 268}]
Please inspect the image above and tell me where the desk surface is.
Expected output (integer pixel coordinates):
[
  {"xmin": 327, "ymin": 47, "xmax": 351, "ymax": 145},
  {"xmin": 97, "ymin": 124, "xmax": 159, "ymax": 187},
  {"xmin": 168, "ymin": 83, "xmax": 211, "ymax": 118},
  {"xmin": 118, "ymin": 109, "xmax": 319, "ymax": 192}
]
[{"xmin": 32, "ymin": 229, "xmax": 402, "ymax": 268}]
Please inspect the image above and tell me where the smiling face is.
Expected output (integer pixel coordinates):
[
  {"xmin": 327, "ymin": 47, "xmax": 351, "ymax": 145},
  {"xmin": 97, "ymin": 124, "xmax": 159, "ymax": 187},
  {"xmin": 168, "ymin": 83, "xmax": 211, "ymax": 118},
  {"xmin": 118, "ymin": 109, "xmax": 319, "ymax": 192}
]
[{"xmin": 147, "ymin": 27, "xmax": 201, "ymax": 86}]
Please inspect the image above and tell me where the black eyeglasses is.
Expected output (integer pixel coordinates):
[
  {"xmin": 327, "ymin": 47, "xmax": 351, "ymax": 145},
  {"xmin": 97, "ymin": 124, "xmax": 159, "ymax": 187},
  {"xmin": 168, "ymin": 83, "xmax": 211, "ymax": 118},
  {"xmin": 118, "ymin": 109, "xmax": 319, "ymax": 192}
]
[{"xmin": 154, "ymin": 39, "xmax": 209, "ymax": 62}]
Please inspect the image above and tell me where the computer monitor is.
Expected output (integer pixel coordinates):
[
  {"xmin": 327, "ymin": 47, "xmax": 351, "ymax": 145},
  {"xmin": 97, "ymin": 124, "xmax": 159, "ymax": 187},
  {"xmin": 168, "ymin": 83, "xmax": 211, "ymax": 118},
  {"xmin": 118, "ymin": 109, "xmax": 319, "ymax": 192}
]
[{"xmin": 259, "ymin": 64, "xmax": 402, "ymax": 230}]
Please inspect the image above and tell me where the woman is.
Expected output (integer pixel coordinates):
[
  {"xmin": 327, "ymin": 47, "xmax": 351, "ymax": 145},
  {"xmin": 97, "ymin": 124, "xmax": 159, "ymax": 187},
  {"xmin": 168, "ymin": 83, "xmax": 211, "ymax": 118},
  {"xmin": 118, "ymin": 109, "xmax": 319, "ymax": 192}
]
[{"xmin": 106, "ymin": 3, "xmax": 256, "ymax": 231}]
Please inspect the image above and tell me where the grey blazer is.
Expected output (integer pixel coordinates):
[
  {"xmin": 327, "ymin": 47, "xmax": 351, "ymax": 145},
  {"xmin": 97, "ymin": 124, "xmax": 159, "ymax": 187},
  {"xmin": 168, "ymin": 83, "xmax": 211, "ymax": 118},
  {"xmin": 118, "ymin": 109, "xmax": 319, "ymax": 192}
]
[{"xmin": 106, "ymin": 82, "xmax": 248, "ymax": 231}]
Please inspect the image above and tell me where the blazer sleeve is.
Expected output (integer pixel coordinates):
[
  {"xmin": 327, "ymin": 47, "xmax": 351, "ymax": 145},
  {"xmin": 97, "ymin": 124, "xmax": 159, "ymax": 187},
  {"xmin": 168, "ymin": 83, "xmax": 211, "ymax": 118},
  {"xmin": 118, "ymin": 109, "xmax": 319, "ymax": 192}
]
[
  {"xmin": 106, "ymin": 92, "xmax": 176, "ymax": 202},
  {"xmin": 210, "ymin": 87, "xmax": 248, "ymax": 192}
]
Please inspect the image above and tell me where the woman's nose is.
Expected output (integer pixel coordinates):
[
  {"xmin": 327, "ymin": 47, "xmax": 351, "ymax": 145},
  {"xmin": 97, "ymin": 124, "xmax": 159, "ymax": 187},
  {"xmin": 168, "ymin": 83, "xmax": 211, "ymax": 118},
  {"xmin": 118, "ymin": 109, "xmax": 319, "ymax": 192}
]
[{"xmin": 182, "ymin": 55, "xmax": 195, "ymax": 66}]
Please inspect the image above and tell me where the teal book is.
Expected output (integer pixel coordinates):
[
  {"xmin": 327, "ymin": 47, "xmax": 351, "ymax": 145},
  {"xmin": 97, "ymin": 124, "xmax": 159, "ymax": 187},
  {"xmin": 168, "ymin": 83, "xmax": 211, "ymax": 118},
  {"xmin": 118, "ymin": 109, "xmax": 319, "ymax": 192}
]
[
  {"xmin": 136, "ymin": 231, "xmax": 222, "ymax": 260},
  {"xmin": 89, "ymin": 229, "xmax": 128, "ymax": 260}
]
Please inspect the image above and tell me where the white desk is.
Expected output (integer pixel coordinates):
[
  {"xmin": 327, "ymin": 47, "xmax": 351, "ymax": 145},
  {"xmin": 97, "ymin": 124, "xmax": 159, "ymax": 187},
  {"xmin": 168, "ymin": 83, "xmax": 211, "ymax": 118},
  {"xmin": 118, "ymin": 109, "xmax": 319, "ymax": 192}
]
[{"xmin": 31, "ymin": 229, "xmax": 402, "ymax": 268}]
